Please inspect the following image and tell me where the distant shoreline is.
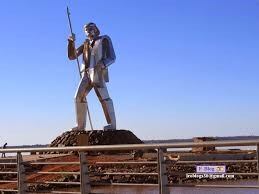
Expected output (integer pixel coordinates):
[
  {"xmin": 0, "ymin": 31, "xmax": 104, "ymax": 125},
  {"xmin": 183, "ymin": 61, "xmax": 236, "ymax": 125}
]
[
  {"xmin": 144, "ymin": 135, "xmax": 259, "ymax": 144},
  {"xmin": 6, "ymin": 135, "xmax": 259, "ymax": 148}
]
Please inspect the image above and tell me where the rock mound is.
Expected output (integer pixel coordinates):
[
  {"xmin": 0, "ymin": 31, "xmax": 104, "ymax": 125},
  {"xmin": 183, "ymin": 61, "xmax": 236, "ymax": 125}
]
[{"xmin": 50, "ymin": 129, "xmax": 143, "ymax": 147}]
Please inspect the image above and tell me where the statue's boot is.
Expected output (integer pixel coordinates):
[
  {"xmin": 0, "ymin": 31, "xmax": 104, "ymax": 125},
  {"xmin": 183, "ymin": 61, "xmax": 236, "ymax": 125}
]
[
  {"xmin": 102, "ymin": 99, "xmax": 116, "ymax": 131},
  {"xmin": 72, "ymin": 102, "xmax": 87, "ymax": 131}
]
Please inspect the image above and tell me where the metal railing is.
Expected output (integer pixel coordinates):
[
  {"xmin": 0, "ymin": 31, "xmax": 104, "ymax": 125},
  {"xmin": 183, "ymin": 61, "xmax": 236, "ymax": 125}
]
[{"xmin": 0, "ymin": 139, "xmax": 258, "ymax": 194}]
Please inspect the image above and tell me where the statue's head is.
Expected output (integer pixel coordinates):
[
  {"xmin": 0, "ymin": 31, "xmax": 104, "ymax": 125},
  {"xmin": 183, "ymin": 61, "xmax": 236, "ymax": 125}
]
[{"xmin": 84, "ymin": 22, "xmax": 100, "ymax": 40}]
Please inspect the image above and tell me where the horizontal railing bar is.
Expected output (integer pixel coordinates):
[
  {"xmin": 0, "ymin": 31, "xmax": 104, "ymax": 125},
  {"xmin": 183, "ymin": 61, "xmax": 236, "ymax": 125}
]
[
  {"xmin": 27, "ymin": 171, "xmax": 80, "ymax": 175},
  {"xmin": 0, "ymin": 171, "xmax": 17, "ymax": 174},
  {"xmin": 92, "ymin": 182, "xmax": 158, "ymax": 186},
  {"xmin": 0, "ymin": 189, "xmax": 18, "ymax": 192},
  {"xmin": 168, "ymin": 172, "xmax": 259, "ymax": 176},
  {"xmin": 26, "ymin": 191, "xmax": 80, "ymax": 194},
  {"xmin": 90, "ymin": 172, "xmax": 158, "ymax": 176},
  {"xmin": 29, "ymin": 162, "xmax": 80, "ymax": 165},
  {"xmin": 168, "ymin": 184, "xmax": 259, "ymax": 188},
  {"xmin": 94, "ymin": 161, "xmax": 157, "ymax": 165},
  {"xmin": 95, "ymin": 160, "xmax": 258, "ymax": 166},
  {"xmin": 0, "ymin": 139, "xmax": 258, "ymax": 153},
  {"xmin": 0, "ymin": 163, "xmax": 17, "ymax": 165},
  {"xmin": 26, "ymin": 181, "xmax": 80, "ymax": 185},
  {"xmin": 166, "ymin": 160, "xmax": 257, "ymax": 164},
  {"xmin": 0, "ymin": 180, "xmax": 17, "ymax": 183}
]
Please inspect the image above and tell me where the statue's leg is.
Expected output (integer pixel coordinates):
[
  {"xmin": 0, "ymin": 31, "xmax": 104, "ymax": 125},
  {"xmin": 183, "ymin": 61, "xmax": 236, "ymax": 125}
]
[
  {"xmin": 74, "ymin": 74, "xmax": 92, "ymax": 130},
  {"xmin": 94, "ymin": 83, "xmax": 116, "ymax": 130}
]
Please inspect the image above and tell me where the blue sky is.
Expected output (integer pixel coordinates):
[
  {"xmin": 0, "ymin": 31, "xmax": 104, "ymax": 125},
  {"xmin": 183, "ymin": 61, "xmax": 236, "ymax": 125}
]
[{"xmin": 0, "ymin": 0, "xmax": 258, "ymax": 145}]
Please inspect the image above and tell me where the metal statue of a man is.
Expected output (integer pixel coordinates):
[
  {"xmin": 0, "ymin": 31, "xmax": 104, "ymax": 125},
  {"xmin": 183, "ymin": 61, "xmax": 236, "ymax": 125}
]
[{"xmin": 67, "ymin": 22, "xmax": 116, "ymax": 131}]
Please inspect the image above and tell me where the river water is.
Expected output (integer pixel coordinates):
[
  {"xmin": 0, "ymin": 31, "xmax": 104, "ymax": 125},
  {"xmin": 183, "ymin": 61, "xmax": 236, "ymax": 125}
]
[{"xmin": 91, "ymin": 180, "xmax": 259, "ymax": 194}]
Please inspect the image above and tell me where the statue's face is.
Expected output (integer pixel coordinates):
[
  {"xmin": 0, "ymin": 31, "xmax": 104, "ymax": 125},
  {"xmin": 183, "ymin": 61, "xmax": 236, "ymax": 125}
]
[{"xmin": 84, "ymin": 26, "xmax": 97, "ymax": 40}]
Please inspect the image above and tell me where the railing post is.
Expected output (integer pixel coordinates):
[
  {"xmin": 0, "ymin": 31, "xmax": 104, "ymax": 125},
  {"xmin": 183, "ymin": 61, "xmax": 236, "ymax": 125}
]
[
  {"xmin": 158, "ymin": 148, "xmax": 169, "ymax": 194},
  {"xmin": 257, "ymin": 144, "xmax": 259, "ymax": 182},
  {"xmin": 17, "ymin": 152, "xmax": 27, "ymax": 194},
  {"xmin": 80, "ymin": 152, "xmax": 91, "ymax": 194}
]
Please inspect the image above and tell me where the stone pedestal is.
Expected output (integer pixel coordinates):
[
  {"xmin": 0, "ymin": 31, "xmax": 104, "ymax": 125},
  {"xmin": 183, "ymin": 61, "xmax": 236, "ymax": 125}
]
[{"xmin": 50, "ymin": 129, "xmax": 143, "ymax": 147}]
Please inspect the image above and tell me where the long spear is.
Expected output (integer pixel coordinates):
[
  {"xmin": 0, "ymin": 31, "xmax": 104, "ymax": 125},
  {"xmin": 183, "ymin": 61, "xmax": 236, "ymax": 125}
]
[{"xmin": 66, "ymin": 6, "xmax": 94, "ymax": 131}]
